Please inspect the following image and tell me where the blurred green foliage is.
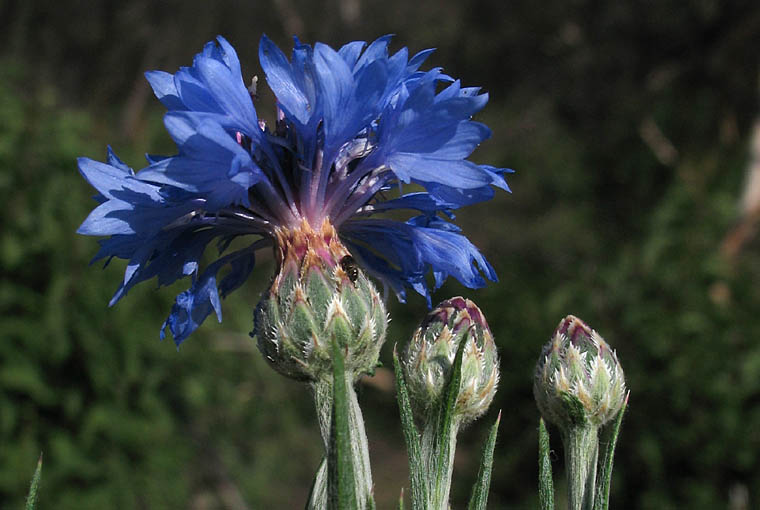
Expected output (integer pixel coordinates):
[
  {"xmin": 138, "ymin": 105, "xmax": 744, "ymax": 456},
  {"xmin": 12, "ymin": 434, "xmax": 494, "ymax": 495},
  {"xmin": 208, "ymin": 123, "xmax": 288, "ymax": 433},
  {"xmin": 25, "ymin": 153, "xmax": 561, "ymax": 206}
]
[
  {"xmin": 0, "ymin": 57, "xmax": 326, "ymax": 509},
  {"xmin": 1, "ymin": 1, "xmax": 760, "ymax": 508}
]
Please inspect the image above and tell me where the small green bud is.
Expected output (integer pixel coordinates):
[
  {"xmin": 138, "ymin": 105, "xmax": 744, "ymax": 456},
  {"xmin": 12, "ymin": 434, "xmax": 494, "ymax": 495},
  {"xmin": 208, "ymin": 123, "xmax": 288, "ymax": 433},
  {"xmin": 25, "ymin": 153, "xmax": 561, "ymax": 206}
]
[
  {"xmin": 254, "ymin": 219, "xmax": 387, "ymax": 382},
  {"xmin": 402, "ymin": 297, "xmax": 499, "ymax": 424},
  {"xmin": 534, "ymin": 315, "xmax": 626, "ymax": 430}
]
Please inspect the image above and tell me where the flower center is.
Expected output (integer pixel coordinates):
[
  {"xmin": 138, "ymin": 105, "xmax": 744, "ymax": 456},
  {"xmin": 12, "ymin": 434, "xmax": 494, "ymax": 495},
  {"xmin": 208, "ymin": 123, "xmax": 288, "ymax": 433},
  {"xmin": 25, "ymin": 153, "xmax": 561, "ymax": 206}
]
[{"xmin": 273, "ymin": 217, "xmax": 350, "ymax": 276}]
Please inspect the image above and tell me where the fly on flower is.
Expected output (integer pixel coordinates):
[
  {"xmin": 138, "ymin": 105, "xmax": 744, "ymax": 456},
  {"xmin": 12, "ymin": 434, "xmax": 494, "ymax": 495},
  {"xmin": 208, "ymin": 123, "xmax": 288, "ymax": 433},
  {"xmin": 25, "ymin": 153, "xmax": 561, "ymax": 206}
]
[{"xmin": 77, "ymin": 35, "xmax": 512, "ymax": 345}]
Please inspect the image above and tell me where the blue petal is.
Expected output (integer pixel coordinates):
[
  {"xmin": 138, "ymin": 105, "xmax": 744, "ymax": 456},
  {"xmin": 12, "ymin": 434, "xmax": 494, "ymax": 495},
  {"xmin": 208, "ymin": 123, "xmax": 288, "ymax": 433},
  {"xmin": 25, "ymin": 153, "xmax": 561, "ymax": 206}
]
[
  {"xmin": 338, "ymin": 40, "xmax": 367, "ymax": 68},
  {"xmin": 160, "ymin": 271, "xmax": 222, "ymax": 345},
  {"xmin": 359, "ymin": 75, "xmax": 497, "ymax": 191},
  {"xmin": 343, "ymin": 239, "xmax": 413, "ymax": 303},
  {"xmin": 77, "ymin": 156, "xmax": 146, "ymax": 201},
  {"xmin": 106, "ymin": 146, "xmax": 134, "ymax": 175},
  {"xmin": 341, "ymin": 218, "xmax": 496, "ymax": 304},
  {"xmin": 77, "ymin": 153, "xmax": 200, "ymax": 239},
  {"xmin": 145, "ymin": 153, "xmax": 170, "ymax": 165},
  {"xmin": 160, "ymin": 245, "xmax": 258, "ymax": 345},
  {"xmin": 194, "ymin": 56, "xmax": 258, "ymax": 132},
  {"xmin": 78, "ymin": 199, "xmax": 139, "ymax": 236},
  {"xmin": 77, "ymin": 149, "xmax": 254, "ymax": 306},
  {"xmin": 173, "ymin": 67, "xmax": 223, "ymax": 113},
  {"xmin": 425, "ymin": 182, "xmax": 495, "ymax": 208},
  {"xmin": 365, "ymin": 192, "xmax": 458, "ymax": 214},
  {"xmin": 143, "ymin": 229, "xmax": 219, "ymax": 287},
  {"xmin": 398, "ymin": 121, "xmax": 491, "ymax": 159},
  {"xmin": 407, "ymin": 48, "xmax": 435, "ymax": 71},
  {"xmin": 219, "ymin": 250, "xmax": 256, "ymax": 297},
  {"xmin": 385, "ymin": 154, "xmax": 493, "ymax": 188},
  {"xmin": 139, "ymin": 113, "xmax": 265, "ymax": 209},
  {"xmin": 313, "ymin": 43, "xmax": 363, "ymax": 154},
  {"xmin": 259, "ymin": 34, "xmax": 318, "ymax": 127},
  {"xmin": 481, "ymin": 165, "xmax": 515, "ymax": 192},
  {"xmin": 144, "ymin": 70, "xmax": 184, "ymax": 110},
  {"xmin": 406, "ymin": 215, "xmax": 462, "ymax": 232},
  {"xmin": 353, "ymin": 35, "xmax": 392, "ymax": 71},
  {"xmin": 213, "ymin": 36, "xmax": 244, "ymax": 84},
  {"xmin": 147, "ymin": 36, "xmax": 258, "ymax": 135}
]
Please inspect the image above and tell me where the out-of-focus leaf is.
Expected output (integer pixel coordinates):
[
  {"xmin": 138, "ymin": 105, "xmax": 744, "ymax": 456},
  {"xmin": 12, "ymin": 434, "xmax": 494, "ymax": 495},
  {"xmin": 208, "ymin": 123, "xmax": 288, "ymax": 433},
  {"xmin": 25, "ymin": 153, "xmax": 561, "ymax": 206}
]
[{"xmin": 25, "ymin": 453, "xmax": 42, "ymax": 510}]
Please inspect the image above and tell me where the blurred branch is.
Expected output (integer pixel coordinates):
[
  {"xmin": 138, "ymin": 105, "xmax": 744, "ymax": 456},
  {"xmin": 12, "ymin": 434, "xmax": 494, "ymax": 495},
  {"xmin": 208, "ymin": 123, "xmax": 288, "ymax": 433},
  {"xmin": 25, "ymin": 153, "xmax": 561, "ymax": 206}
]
[
  {"xmin": 738, "ymin": 118, "xmax": 760, "ymax": 219},
  {"xmin": 339, "ymin": 0, "xmax": 361, "ymax": 27},
  {"xmin": 273, "ymin": 0, "xmax": 304, "ymax": 36},
  {"xmin": 120, "ymin": 69, "xmax": 152, "ymax": 139},
  {"xmin": 729, "ymin": 483, "xmax": 749, "ymax": 510},
  {"xmin": 119, "ymin": 22, "xmax": 175, "ymax": 139},
  {"xmin": 639, "ymin": 116, "xmax": 678, "ymax": 167},
  {"xmin": 721, "ymin": 116, "xmax": 760, "ymax": 258}
]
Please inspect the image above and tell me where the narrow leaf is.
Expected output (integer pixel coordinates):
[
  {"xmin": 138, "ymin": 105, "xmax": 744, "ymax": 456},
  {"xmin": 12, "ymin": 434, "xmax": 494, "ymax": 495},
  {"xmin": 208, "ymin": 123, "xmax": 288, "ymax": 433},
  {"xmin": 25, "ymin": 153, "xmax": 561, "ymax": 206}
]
[
  {"xmin": 328, "ymin": 340, "xmax": 358, "ymax": 510},
  {"xmin": 393, "ymin": 346, "xmax": 428, "ymax": 509},
  {"xmin": 593, "ymin": 392, "xmax": 628, "ymax": 510},
  {"xmin": 25, "ymin": 453, "xmax": 43, "ymax": 510},
  {"xmin": 430, "ymin": 336, "xmax": 467, "ymax": 505},
  {"xmin": 398, "ymin": 488, "xmax": 405, "ymax": 510},
  {"xmin": 538, "ymin": 419, "xmax": 555, "ymax": 510},
  {"xmin": 467, "ymin": 411, "xmax": 501, "ymax": 510}
]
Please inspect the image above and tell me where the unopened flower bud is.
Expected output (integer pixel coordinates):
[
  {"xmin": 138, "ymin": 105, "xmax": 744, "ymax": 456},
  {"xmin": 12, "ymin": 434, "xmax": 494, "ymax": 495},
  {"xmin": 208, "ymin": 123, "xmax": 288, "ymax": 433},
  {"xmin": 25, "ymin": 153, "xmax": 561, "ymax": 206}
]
[
  {"xmin": 254, "ymin": 219, "xmax": 387, "ymax": 382},
  {"xmin": 534, "ymin": 315, "xmax": 626, "ymax": 430},
  {"xmin": 403, "ymin": 297, "xmax": 499, "ymax": 424}
]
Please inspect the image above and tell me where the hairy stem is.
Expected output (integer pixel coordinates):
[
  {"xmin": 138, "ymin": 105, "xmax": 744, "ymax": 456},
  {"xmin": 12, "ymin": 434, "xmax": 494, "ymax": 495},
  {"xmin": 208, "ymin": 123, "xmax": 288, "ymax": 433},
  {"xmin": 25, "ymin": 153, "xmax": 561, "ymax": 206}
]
[
  {"xmin": 563, "ymin": 425, "xmax": 599, "ymax": 510},
  {"xmin": 421, "ymin": 416, "xmax": 461, "ymax": 510},
  {"xmin": 312, "ymin": 376, "xmax": 373, "ymax": 508}
]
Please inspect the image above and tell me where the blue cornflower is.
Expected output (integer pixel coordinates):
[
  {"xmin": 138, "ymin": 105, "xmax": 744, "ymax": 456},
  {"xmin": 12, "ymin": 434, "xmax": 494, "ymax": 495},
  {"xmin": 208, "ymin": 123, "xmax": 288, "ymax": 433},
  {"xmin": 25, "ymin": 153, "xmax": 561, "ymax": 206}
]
[{"xmin": 77, "ymin": 35, "xmax": 512, "ymax": 345}]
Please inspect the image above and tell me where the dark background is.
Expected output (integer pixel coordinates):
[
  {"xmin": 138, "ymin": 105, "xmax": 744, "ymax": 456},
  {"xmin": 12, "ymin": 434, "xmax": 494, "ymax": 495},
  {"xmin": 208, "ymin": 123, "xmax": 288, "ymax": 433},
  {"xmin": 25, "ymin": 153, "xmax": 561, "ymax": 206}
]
[{"xmin": 2, "ymin": 1, "xmax": 760, "ymax": 508}]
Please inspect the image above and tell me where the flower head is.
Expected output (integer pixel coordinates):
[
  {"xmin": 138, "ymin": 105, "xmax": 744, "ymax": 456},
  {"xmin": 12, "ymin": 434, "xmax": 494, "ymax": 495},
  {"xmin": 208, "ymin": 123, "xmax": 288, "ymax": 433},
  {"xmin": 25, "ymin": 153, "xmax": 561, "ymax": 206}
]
[
  {"xmin": 77, "ymin": 35, "xmax": 511, "ymax": 344},
  {"xmin": 534, "ymin": 315, "xmax": 626, "ymax": 429},
  {"xmin": 254, "ymin": 218, "xmax": 387, "ymax": 381}
]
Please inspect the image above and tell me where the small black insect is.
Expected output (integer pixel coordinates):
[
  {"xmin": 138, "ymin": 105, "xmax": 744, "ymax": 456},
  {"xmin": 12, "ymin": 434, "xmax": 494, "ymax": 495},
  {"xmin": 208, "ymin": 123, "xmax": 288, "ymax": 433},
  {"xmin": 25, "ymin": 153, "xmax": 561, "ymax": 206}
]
[{"xmin": 340, "ymin": 255, "xmax": 359, "ymax": 283}]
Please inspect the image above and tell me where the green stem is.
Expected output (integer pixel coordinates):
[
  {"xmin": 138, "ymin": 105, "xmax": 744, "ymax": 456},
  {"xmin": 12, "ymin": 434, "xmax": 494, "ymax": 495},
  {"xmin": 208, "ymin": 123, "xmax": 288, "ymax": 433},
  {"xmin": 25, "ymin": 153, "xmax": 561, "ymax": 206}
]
[
  {"xmin": 312, "ymin": 376, "xmax": 373, "ymax": 509},
  {"xmin": 421, "ymin": 416, "xmax": 461, "ymax": 510},
  {"xmin": 563, "ymin": 425, "xmax": 599, "ymax": 510}
]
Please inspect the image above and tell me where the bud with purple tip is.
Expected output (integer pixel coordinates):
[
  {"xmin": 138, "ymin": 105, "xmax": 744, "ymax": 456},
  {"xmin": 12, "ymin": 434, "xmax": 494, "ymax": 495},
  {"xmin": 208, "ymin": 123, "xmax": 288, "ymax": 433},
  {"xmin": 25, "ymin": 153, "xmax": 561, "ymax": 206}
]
[
  {"xmin": 403, "ymin": 297, "xmax": 499, "ymax": 425},
  {"xmin": 534, "ymin": 315, "xmax": 626, "ymax": 430},
  {"xmin": 534, "ymin": 315, "xmax": 627, "ymax": 510}
]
